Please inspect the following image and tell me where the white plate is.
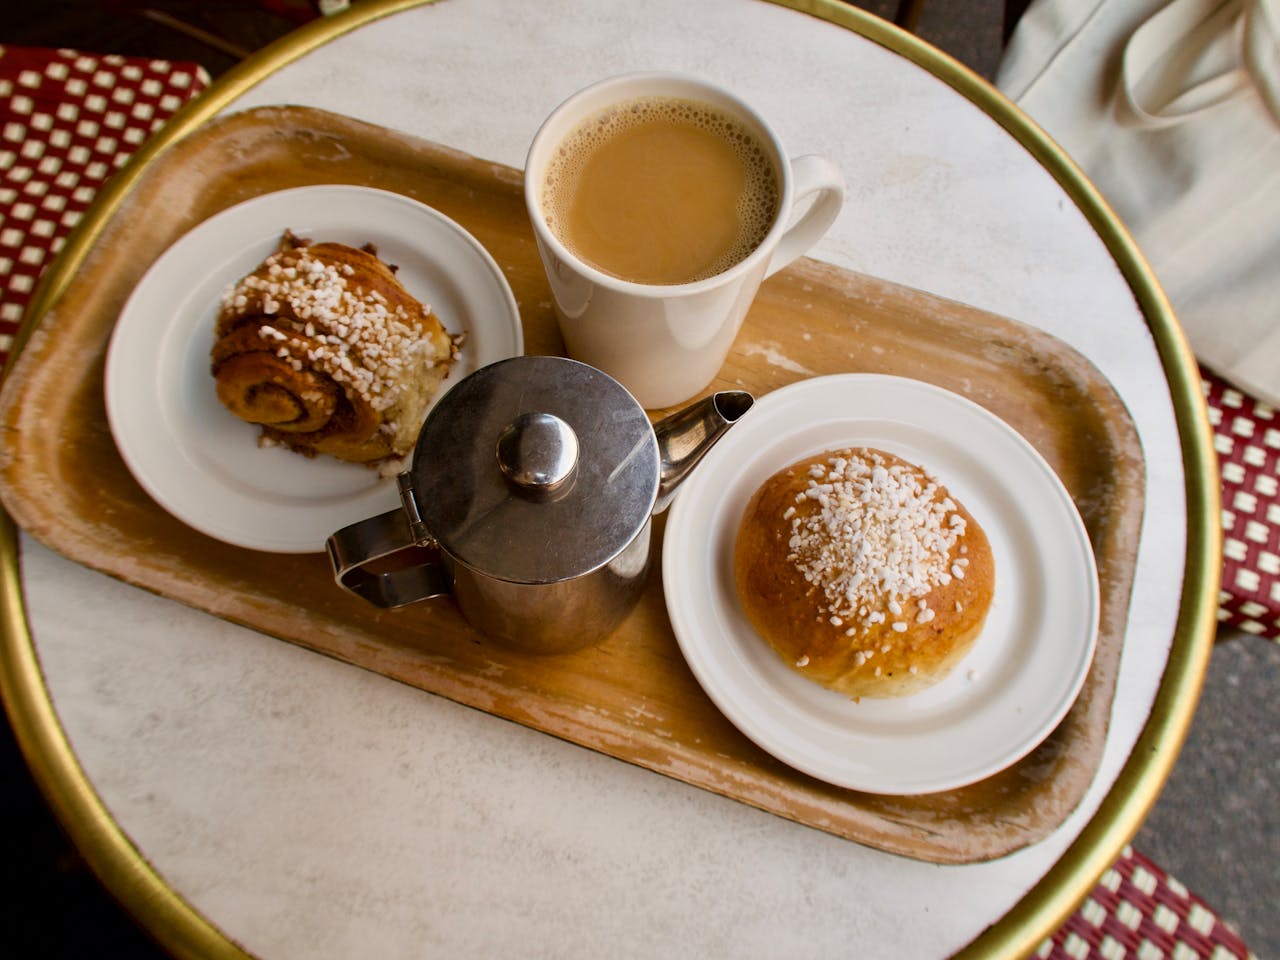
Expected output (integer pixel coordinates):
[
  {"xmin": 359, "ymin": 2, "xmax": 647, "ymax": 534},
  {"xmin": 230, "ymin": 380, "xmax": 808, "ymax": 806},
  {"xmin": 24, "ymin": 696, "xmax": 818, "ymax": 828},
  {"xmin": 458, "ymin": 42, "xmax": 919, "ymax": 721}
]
[
  {"xmin": 105, "ymin": 185, "xmax": 523, "ymax": 553},
  {"xmin": 663, "ymin": 374, "xmax": 1099, "ymax": 795}
]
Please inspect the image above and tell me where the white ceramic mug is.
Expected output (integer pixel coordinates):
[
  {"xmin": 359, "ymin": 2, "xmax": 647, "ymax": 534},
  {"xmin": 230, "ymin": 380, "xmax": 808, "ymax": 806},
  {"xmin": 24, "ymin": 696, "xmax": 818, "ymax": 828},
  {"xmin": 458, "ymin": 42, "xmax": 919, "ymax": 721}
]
[{"xmin": 524, "ymin": 72, "xmax": 845, "ymax": 409}]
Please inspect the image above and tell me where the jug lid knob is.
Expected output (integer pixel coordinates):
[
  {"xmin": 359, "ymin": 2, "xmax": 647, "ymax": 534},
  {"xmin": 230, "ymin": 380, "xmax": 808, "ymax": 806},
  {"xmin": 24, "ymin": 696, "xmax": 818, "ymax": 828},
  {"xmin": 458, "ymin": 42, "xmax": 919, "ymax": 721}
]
[{"xmin": 496, "ymin": 411, "xmax": 579, "ymax": 494}]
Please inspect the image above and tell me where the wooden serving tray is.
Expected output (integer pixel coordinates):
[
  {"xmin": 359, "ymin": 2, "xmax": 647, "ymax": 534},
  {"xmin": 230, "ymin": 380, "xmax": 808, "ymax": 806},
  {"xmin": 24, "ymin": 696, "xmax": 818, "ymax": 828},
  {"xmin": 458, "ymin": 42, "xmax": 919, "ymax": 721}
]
[{"xmin": 0, "ymin": 106, "xmax": 1144, "ymax": 863}]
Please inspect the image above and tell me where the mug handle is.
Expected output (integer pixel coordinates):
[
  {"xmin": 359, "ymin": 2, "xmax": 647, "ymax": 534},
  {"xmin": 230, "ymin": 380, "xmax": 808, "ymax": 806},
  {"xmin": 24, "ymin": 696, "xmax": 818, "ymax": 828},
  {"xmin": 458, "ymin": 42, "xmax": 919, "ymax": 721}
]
[
  {"xmin": 765, "ymin": 154, "xmax": 846, "ymax": 279},
  {"xmin": 326, "ymin": 506, "xmax": 451, "ymax": 609}
]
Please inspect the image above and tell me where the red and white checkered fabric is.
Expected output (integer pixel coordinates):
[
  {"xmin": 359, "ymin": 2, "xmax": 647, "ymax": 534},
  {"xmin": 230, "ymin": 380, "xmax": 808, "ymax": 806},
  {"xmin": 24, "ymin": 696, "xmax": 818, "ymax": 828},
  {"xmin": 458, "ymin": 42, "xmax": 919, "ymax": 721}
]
[
  {"xmin": 1202, "ymin": 367, "xmax": 1280, "ymax": 640},
  {"xmin": 0, "ymin": 43, "xmax": 1260, "ymax": 960},
  {"xmin": 1040, "ymin": 846, "xmax": 1256, "ymax": 959},
  {"xmin": 0, "ymin": 45, "xmax": 210, "ymax": 358}
]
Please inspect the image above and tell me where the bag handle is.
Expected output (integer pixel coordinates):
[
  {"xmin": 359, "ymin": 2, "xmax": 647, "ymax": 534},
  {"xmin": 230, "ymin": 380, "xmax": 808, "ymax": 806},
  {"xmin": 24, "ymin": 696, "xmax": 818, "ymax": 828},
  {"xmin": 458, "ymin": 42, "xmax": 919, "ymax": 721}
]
[
  {"xmin": 1121, "ymin": 0, "xmax": 1280, "ymax": 127},
  {"xmin": 1243, "ymin": 0, "xmax": 1280, "ymax": 121}
]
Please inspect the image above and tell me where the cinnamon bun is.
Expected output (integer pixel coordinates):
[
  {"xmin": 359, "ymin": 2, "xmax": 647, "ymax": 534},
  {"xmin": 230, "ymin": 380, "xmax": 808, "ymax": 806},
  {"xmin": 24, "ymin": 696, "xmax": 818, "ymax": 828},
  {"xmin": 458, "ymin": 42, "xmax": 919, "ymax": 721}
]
[{"xmin": 211, "ymin": 231, "xmax": 457, "ymax": 466}]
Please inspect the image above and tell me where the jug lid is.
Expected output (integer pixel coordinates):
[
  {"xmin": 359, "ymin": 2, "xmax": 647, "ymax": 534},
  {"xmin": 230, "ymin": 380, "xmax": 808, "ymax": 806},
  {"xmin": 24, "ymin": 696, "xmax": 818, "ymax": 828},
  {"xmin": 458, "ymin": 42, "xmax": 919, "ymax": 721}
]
[{"xmin": 407, "ymin": 355, "xmax": 659, "ymax": 584}]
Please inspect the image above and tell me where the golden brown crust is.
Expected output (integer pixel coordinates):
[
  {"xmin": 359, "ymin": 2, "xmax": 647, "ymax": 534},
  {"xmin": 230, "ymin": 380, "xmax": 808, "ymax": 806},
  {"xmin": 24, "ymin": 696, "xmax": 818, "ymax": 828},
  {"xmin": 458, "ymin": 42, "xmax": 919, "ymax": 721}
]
[
  {"xmin": 210, "ymin": 231, "xmax": 457, "ymax": 465},
  {"xmin": 734, "ymin": 447, "xmax": 994, "ymax": 699}
]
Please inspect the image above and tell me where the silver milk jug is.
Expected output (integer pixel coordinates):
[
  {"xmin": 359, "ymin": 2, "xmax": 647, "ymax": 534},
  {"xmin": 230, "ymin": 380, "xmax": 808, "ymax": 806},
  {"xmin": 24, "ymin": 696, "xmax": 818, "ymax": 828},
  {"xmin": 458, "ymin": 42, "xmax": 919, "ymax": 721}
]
[{"xmin": 326, "ymin": 355, "xmax": 753, "ymax": 654}]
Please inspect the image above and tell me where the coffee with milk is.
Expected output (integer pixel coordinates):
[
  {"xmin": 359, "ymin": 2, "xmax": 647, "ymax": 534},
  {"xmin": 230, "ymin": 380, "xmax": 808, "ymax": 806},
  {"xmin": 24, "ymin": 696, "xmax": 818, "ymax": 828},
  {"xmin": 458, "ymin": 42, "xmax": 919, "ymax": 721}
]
[{"xmin": 539, "ymin": 95, "xmax": 780, "ymax": 286}]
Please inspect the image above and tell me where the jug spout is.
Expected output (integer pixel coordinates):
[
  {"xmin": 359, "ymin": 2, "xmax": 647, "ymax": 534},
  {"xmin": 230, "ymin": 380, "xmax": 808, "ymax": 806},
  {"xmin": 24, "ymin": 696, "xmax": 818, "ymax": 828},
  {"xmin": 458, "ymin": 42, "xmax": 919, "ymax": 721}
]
[{"xmin": 653, "ymin": 390, "xmax": 754, "ymax": 513}]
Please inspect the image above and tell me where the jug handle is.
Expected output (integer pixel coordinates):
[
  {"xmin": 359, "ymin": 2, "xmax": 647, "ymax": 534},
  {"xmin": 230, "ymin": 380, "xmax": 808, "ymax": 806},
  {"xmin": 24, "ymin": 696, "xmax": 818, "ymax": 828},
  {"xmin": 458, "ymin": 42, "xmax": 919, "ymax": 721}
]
[{"xmin": 326, "ymin": 506, "xmax": 451, "ymax": 609}]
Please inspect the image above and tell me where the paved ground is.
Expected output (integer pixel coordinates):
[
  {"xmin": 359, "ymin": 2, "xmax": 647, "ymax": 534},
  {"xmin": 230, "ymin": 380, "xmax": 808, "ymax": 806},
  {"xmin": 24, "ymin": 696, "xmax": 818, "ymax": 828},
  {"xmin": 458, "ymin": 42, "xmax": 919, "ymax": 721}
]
[
  {"xmin": 1135, "ymin": 634, "xmax": 1280, "ymax": 957},
  {"xmin": 5, "ymin": 1, "xmax": 1278, "ymax": 956}
]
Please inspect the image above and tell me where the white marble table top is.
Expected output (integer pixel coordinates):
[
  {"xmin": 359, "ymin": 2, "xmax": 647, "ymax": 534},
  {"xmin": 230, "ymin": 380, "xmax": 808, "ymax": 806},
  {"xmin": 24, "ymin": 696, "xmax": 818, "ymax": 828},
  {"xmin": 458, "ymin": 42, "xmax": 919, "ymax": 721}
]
[{"xmin": 14, "ymin": 0, "xmax": 1206, "ymax": 957}]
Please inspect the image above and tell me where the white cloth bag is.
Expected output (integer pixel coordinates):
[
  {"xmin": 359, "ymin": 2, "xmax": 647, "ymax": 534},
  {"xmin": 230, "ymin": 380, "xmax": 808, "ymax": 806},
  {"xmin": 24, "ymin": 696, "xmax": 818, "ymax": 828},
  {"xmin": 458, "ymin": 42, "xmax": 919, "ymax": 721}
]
[{"xmin": 997, "ymin": 0, "xmax": 1280, "ymax": 406}]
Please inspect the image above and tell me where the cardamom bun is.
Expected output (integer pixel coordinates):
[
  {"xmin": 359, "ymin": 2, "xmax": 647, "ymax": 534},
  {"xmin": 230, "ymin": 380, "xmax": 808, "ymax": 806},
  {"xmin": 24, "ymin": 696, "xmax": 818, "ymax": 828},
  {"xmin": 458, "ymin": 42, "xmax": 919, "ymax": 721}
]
[{"xmin": 734, "ymin": 447, "xmax": 995, "ymax": 699}]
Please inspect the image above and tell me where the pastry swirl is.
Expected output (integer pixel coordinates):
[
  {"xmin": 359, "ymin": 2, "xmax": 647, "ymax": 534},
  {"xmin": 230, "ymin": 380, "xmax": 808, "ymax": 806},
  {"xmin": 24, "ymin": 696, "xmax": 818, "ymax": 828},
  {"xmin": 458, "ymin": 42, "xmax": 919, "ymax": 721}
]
[{"xmin": 211, "ymin": 231, "xmax": 457, "ymax": 465}]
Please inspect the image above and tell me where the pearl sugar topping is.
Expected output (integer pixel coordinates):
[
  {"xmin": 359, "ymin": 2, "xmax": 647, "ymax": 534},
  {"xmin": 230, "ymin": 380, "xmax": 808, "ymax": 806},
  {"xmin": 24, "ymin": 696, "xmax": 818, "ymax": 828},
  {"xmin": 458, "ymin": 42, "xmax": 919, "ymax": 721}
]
[{"xmin": 786, "ymin": 450, "xmax": 968, "ymax": 632}]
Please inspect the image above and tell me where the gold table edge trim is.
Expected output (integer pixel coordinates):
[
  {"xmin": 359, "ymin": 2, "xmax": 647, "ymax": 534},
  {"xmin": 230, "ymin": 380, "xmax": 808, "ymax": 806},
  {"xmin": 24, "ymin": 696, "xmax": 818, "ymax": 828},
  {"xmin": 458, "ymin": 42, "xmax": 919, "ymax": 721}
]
[{"xmin": 0, "ymin": 1, "xmax": 1222, "ymax": 958}]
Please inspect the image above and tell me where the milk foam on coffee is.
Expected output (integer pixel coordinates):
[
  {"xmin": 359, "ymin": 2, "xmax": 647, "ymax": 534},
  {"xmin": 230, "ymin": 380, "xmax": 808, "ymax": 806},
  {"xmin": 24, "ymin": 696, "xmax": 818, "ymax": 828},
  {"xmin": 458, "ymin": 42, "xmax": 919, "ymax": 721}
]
[{"xmin": 540, "ymin": 96, "xmax": 780, "ymax": 285}]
